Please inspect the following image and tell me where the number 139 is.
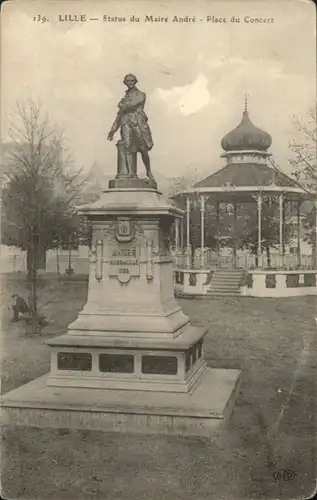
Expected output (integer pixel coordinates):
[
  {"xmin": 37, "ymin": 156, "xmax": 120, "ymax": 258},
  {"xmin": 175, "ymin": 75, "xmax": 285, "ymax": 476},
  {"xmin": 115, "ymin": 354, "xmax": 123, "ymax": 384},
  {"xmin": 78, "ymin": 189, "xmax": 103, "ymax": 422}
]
[{"xmin": 33, "ymin": 15, "xmax": 48, "ymax": 23}]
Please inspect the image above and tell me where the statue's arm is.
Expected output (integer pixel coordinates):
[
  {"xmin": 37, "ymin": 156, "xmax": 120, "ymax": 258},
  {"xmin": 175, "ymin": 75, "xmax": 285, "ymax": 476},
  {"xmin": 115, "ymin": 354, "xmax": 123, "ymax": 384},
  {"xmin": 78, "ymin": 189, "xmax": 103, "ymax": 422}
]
[
  {"xmin": 108, "ymin": 113, "xmax": 120, "ymax": 140},
  {"xmin": 110, "ymin": 114, "xmax": 120, "ymax": 133}
]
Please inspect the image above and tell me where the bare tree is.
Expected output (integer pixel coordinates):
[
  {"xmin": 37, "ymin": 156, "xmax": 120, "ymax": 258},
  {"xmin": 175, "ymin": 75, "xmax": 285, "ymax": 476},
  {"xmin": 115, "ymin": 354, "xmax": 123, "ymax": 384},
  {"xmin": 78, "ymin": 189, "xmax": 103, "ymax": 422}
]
[
  {"xmin": 289, "ymin": 105, "xmax": 317, "ymax": 266},
  {"xmin": 168, "ymin": 165, "xmax": 202, "ymax": 198},
  {"xmin": 1, "ymin": 99, "xmax": 86, "ymax": 333},
  {"xmin": 289, "ymin": 106, "xmax": 317, "ymax": 190}
]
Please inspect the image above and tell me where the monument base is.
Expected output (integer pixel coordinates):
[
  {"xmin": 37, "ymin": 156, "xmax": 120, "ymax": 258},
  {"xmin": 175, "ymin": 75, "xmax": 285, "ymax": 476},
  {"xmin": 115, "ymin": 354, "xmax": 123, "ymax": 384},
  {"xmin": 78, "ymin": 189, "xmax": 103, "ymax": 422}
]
[
  {"xmin": 108, "ymin": 176, "xmax": 157, "ymax": 190},
  {"xmin": 1, "ymin": 368, "xmax": 241, "ymax": 438},
  {"xmin": 45, "ymin": 325, "xmax": 208, "ymax": 393}
]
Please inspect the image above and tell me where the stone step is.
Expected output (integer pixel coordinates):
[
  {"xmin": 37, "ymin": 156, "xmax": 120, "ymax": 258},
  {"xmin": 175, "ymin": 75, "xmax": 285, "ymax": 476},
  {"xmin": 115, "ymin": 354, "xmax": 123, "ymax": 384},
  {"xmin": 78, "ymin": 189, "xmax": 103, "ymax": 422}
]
[
  {"xmin": 212, "ymin": 272, "xmax": 244, "ymax": 276},
  {"xmin": 212, "ymin": 273, "xmax": 242, "ymax": 277},
  {"xmin": 214, "ymin": 269, "xmax": 244, "ymax": 274},
  {"xmin": 211, "ymin": 279, "xmax": 241, "ymax": 283},
  {"xmin": 211, "ymin": 283, "xmax": 241, "ymax": 286},
  {"xmin": 210, "ymin": 280, "xmax": 241, "ymax": 286},
  {"xmin": 209, "ymin": 285, "xmax": 240, "ymax": 290},
  {"xmin": 212, "ymin": 273, "xmax": 243, "ymax": 277},
  {"xmin": 208, "ymin": 288, "xmax": 240, "ymax": 293},
  {"xmin": 208, "ymin": 270, "xmax": 244, "ymax": 296},
  {"xmin": 212, "ymin": 287, "xmax": 241, "ymax": 289}
]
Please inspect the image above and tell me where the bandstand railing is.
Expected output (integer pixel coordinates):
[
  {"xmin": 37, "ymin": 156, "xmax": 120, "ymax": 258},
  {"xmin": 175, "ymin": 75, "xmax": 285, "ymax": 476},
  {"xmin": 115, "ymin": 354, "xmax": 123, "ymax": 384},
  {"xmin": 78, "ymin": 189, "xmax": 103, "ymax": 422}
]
[{"xmin": 172, "ymin": 249, "xmax": 315, "ymax": 271}]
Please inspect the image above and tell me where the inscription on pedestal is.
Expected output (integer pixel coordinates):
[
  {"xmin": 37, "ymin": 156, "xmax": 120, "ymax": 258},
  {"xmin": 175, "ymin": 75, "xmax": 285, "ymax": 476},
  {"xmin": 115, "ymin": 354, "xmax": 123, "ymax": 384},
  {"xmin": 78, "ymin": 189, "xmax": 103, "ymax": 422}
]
[
  {"xmin": 99, "ymin": 354, "xmax": 134, "ymax": 373},
  {"xmin": 107, "ymin": 244, "xmax": 140, "ymax": 283},
  {"xmin": 142, "ymin": 355, "xmax": 178, "ymax": 375},
  {"xmin": 57, "ymin": 352, "xmax": 92, "ymax": 371}
]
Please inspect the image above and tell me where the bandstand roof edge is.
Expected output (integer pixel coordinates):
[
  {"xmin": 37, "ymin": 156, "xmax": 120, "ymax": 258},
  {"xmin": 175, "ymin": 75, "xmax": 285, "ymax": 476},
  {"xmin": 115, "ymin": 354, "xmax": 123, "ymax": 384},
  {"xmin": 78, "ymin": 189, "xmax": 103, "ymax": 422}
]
[
  {"xmin": 192, "ymin": 162, "xmax": 302, "ymax": 190},
  {"xmin": 176, "ymin": 185, "xmax": 310, "ymax": 196}
]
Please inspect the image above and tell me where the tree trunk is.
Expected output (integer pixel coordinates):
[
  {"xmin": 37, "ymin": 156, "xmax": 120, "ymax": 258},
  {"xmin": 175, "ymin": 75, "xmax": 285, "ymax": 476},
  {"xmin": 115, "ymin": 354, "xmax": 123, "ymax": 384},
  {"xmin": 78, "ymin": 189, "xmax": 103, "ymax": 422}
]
[
  {"xmin": 66, "ymin": 244, "xmax": 74, "ymax": 274},
  {"xmin": 27, "ymin": 235, "xmax": 41, "ymax": 334},
  {"xmin": 27, "ymin": 246, "xmax": 32, "ymax": 280},
  {"xmin": 56, "ymin": 247, "xmax": 60, "ymax": 275},
  {"xmin": 27, "ymin": 243, "xmax": 46, "ymax": 275},
  {"xmin": 37, "ymin": 245, "xmax": 46, "ymax": 270}
]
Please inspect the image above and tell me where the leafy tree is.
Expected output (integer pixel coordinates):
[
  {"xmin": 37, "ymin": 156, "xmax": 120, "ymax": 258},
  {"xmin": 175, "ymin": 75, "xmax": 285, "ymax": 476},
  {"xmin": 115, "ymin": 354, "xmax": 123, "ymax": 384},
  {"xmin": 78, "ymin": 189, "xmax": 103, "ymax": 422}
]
[
  {"xmin": 187, "ymin": 197, "xmax": 219, "ymax": 265},
  {"xmin": 236, "ymin": 199, "xmax": 293, "ymax": 267},
  {"xmin": 169, "ymin": 169, "xmax": 294, "ymax": 267},
  {"xmin": 56, "ymin": 213, "xmax": 92, "ymax": 274},
  {"xmin": 169, "ymin": 169, "xmax": 220, "ymax": 261}
]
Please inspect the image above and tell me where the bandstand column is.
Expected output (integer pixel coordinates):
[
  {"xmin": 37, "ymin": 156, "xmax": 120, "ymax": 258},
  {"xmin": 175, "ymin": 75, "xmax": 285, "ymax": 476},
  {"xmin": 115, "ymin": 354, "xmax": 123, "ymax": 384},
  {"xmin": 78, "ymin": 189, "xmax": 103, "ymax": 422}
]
[
  {"xmin": 186, "ymin": 196, "xmax": 191, "ymax": 249},
  {"xmin": 186, "ymin": 196, "xmax": 191, "ymax": 268},
  {"xmin": 315, "ymin": 198, "xmax": 317, "ymax": 269},
  {"xmin": 279, "ymin": 193, "xmax": 284, "ymax": 267},
  {"xmin": 216, "ymin": 201, "xmax": 220, "ymax": 256},
  {"xmin": 233, "ymin": 203, "xmax": 237, "ymax": 268},
  {"xmin": 180, "ymin": 215, "xmax": 184, "ymax": 251},
  {"xmin": 257, "ymin": 192, "xmax": 262, "ymax": 267},
  {"xmin": 175, "ymin": 218, "xmax": 179, "ymax": 254},
  {"xmin": 296, "ymin": 200, "xmax": 301, "ymax": 268},
  {"xmin": 200, "ymin": 195, "xmax": 205, "ymax": 268}
]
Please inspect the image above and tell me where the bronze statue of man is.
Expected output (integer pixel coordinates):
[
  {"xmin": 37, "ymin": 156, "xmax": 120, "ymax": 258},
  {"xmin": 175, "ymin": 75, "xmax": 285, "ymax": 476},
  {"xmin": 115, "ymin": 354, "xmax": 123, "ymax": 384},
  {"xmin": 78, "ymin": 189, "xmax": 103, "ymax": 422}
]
[{"xmin": 107, "ymin": 74, "xmax": 154, "ymax": 180}]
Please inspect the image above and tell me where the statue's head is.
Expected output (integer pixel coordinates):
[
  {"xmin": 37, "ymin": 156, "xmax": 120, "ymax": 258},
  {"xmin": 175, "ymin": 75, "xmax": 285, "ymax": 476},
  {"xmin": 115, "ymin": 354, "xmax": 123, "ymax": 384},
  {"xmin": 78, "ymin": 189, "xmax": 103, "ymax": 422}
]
[{"xmin": 123, "ymin": 74, "xmax": 138, "ymax": 89}]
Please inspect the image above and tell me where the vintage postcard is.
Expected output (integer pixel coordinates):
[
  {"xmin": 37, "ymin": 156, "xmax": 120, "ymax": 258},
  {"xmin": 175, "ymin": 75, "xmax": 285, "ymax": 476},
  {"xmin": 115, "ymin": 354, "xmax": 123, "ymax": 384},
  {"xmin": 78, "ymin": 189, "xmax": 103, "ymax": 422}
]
[{"xmin": 1, "ymin": 0, "xmax": 316, "ymax": 499}]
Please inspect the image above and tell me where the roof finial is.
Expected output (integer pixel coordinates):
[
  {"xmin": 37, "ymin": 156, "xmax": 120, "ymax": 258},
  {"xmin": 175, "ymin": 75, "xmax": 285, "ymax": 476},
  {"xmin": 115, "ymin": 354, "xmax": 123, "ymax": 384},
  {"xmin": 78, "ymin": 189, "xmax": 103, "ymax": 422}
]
[{"xmin": 244, "ymin": 91, "xmax": 248, "ymax": 112}]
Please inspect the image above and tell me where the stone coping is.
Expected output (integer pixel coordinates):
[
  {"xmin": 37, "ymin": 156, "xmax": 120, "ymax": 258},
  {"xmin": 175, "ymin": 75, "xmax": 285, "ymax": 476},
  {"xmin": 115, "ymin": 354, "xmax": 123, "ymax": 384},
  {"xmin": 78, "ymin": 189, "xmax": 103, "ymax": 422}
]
[
  {"xmin": 77, "ymin": 189, "xmax": 183, "ymax": 218},
  {"xmin": 46, "ymin": 325, "xmax": 207, "ymax": 350},
  {"xmin": 103, "ymin": 188, "xmax": 161, "ymax": 194}
]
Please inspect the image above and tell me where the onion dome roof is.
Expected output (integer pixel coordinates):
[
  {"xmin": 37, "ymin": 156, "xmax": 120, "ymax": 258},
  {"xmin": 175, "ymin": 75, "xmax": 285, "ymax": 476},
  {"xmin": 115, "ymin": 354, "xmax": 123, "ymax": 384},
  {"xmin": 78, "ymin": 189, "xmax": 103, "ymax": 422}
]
[{"xmin": 221, "ymin": 104, "xmax": 272, "ymax": 152}]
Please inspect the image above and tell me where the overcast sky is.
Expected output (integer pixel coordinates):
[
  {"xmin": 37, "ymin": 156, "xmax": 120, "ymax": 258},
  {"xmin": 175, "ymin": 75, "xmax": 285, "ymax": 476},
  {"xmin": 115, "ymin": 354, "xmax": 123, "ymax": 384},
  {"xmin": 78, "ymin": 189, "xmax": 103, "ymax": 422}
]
[{"xmin": 1, "ymin": 0, "xmax": 316, "ymax": 179}]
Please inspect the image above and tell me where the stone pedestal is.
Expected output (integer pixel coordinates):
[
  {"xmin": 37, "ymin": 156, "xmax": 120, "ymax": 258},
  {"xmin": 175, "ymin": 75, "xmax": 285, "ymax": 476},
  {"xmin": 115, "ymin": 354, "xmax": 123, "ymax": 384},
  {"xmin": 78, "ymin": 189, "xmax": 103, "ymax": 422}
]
[
  {"xmin": 46, "ymin": 188, "xmax": 207, "ymax": 392},
  {"xmin": 1, "ymin": 186, "xmax": 241, "ymax": 437}
]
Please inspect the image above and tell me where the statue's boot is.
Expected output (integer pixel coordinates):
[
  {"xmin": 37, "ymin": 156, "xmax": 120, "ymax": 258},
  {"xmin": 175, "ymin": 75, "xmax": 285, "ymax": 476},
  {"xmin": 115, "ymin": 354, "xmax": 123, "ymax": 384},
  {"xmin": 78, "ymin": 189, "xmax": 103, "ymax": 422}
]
[{"xmin": 146, "ymin": 168, "xmax": 155, "ymax": 180}]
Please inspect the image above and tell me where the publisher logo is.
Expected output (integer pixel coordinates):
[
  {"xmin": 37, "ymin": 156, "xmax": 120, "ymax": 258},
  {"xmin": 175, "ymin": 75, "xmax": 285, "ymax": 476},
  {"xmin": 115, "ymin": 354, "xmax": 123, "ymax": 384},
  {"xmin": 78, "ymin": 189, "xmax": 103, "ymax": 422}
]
[{"xmin": 273, "ymin": 469, "xmax": 296, "ymax": 481}]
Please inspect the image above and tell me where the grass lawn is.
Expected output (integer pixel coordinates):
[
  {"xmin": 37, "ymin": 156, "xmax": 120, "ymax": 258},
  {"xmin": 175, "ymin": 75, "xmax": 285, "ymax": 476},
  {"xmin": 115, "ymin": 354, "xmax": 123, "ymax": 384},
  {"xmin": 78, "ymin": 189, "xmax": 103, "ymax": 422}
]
[{"xmin": 1, "ymin": 274, "xmax": 316, "ymax": 500}]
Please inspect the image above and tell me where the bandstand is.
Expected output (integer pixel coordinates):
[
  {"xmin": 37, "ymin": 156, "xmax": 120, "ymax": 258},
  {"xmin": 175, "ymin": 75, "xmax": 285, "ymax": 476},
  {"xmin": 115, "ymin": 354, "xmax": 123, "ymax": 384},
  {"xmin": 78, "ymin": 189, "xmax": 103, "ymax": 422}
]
[{"xmin": 173, "ymin": 100, "xmax": 316, "ymax": 297}]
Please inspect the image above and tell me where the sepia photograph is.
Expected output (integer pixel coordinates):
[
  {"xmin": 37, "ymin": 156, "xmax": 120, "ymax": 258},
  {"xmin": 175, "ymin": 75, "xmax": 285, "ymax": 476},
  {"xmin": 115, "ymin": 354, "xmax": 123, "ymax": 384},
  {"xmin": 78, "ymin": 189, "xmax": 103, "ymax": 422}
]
[{"xmin": 0, "ymin": 0, "xmax": 316, "ymax": 499}]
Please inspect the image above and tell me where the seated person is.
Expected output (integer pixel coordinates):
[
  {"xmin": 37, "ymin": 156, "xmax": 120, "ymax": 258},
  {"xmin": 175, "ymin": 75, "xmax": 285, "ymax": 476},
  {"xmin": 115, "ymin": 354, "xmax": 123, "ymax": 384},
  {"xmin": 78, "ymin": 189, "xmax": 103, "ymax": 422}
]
[{"xmin": 10, "ymin": 294, "xmax": 29, "ymax": 321}]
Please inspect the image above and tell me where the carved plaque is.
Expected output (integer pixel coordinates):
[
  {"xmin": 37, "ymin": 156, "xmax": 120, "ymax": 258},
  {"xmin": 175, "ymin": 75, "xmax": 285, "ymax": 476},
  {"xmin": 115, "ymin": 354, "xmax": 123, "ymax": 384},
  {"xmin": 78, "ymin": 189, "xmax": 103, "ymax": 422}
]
[
  {"xmin": 57, "ymin": 352, "xmax": 92, "ymax": 371},
  {"xmin": 107, "ymin": 244, "xmax": 140, "ymax": 283},
  {"xmin": 116, "ymin": 218, "xmax": 135, "ymax": 243},
  {"xmin": 141, "ymin": 355, "xmax": 178, "ymax": 375},
  {"xmin": 99, "ymin": 354, "xmax": 134, "ymax": 373}
]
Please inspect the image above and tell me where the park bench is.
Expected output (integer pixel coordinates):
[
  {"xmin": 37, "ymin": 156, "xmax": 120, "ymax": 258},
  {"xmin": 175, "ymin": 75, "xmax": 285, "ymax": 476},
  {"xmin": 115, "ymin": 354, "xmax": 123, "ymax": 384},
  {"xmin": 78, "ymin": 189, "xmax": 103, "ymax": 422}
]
[{"xmin": 19, "ymin": 314, "xmax": 48, "ymax": 334}]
